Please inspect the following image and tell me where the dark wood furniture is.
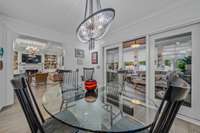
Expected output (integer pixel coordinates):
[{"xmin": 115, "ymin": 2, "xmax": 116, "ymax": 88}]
[
  {"xmin": 49, "ymin": 72, "xmax": 63, "ymax": 81},
  {"xmin": 34, "ymin": 72, "xmax": 48, "ymax": 84}
]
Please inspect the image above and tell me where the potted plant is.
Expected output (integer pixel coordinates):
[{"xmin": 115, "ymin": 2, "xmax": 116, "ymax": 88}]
[
  {"xmin": 164, "ymin": 59, "xmax": 171, "ymax": 67},
  {"xmin": 176, "ymin": 59, "xmax": 186, "ymax": 72},
  {"xmin": 183, "ymin": 56, "xmax": 191, "ymax": 70}
]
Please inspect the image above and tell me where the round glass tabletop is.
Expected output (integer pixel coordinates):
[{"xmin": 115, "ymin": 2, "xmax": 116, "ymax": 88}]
[{"xmin": 42, "ymin": 85, "xmax": 158, "ymax": 132}]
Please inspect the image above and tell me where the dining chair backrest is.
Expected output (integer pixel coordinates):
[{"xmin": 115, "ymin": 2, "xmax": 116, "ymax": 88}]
[
  {"xmin": 57, "ymin": 69, "xmax": 80, "ymax": 110},
  {"xmin": 11, "ymin": 77, "xmax": 45, "ymax": 133},
  {"xmin": 13, "ymin": 74, "xmax": 45, "ymax": 123},
  {"xmin": 150, "ymin": 73, "xmax": 190, "ymax": 133},
  {"xmin": 58, "ymin": 69, "xmax": 79, "ymax": 92},
  {"xmin": 106, "ymin": 83, "xmax": 122, "ymax": 107},
  {"xmin": 57, "ymin": 69, "xmax": 80, "ymax": 102},
  {"xmin": 83, "ymin": 67, "xmax": 94, "ymax": 81},
  {"xmin": 25, "ymin": 76, "xmax": 45, "ymax": 123}
]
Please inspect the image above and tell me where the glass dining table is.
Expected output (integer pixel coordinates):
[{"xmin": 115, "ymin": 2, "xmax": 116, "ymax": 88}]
[{"xmin": 42, "ymin": 85, "xmax": 158, "ymax": 133}]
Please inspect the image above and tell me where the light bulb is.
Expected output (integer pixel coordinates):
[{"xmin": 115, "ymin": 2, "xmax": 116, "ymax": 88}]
[
  {"xmin": 131, "ymin": 44, "xmax": 140, "ymax": 48},
  {"xmin": 99, "ymin": 15, "xmax": 105, "ymax": 23},
  {"xmin": 98, "ymin": 25, "xmax": 103, "ymax": 29}
]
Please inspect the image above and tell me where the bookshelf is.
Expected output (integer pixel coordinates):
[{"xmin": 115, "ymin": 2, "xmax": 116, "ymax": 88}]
[
  {"xmin": 44, "ymin": 54, "xmax": 57, "ymax": 69},
  {"xmin": 13, "ymin": 51, "xmax": 18, "ymax": 70}
]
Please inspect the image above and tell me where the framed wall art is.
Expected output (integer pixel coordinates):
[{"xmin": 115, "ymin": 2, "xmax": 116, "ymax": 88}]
[
  {"xmin": 91, "ymin": 51, "xmax": 98, "ymax": 64},
  {"xmin": 0, "ymin": 47, "xmax": 4, "ymax": 71},
  {"xmin": 75, "ymin": 48, "xmax": 85, "ymax": 58}
]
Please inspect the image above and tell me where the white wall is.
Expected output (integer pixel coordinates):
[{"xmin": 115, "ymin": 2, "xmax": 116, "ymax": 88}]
[
  {"xmin": 62, "ymin": 41, "xmax": 104, "ymax": 86},
  {"xmin": 65, "ymin": 39, "xmax": 104, "ymax": 87},
  {"xmin": 0, "ymin": 21, "xmax": 6, "ymax": 110},
  {"xmin": 0, "ymin": 15, "xmax": 88, "ymax": 110},
  {"xmin": 0, "ymin": 20, "xmax": 18, "ymax": 109}
]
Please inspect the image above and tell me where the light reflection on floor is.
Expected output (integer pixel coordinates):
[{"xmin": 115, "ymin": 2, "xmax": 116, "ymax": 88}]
[{"xmin": 0, "ymin": 80, "xmax": 200, "ymax": 133}]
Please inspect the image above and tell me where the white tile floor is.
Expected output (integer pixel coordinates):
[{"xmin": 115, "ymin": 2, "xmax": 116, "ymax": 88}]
[
  {"xmin": 107, "ymin": 81, "xmax": 200, "ymax": 133},
  {"xmin": 0, "ymin": 81, "xmax": 199, "ymax": 133}
]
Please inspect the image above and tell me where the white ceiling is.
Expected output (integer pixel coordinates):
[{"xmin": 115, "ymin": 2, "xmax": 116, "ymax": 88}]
[{"xmin": 0, "ymin": 0, "xmax": 182, "ymax": 36}]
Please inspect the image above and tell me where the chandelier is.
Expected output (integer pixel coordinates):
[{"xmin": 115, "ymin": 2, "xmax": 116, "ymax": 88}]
[
  {"xmin": 76, "ymin": 0, "xmax": 115, "ymax": 50},
  {"xmin": 26, "ymin": 46, "xmax": 39, "ymax": 55}
]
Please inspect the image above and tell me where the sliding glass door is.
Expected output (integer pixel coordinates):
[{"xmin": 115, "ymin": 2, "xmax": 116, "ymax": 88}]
[
  {"xmin": 103, "ymin": 23, "xmax": 200, "ymax": 122},
  {"xmin": 154, "ymin": 32, "xmax": 192, "ymax": 107},
  {"xmin": 149, "ymin": 24, "xmax": 200, "ymax": 121}
]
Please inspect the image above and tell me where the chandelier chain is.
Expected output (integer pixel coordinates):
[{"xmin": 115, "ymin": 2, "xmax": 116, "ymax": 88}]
[
  {"xmin": 84, "ymin": 0, "xmax": 88, "ymax": 19},
  {"xmin": 97, "ymin": 0, "xmax": 101, "ymax": 10}
]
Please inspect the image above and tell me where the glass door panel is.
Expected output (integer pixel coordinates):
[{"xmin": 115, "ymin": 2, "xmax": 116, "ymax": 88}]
[
  {"xmin": 149, "ymin": 24, "xmax": 200, "ymax": 121},
  {"xmin": 122, "ymin": 37, "xmax": 146, "ymax": 102},
  {"xmin": 154, "ymin": 32, "xmax": 192, "ymax": 107},
  {"xmin": 106, "ymin": 47, "xmax": 119, "ymax": 84}
]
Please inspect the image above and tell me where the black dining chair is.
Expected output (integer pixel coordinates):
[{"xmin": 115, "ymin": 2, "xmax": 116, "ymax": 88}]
[
  {"xmin": 57, "ymin": 69, "xmax": 79, "ymax": 91},
  {"xmin": 82, "ymin": 67, "xmax": 98, "ymax": 91},
  {"xmin": 82, "ymin": 67, "xmax": 95, "ymax": 81},
  {"xmin": 58, "ymin": 69, "xmax": 83, "ymax": 111},
  {"xmin": 148, "ymin": 74, "xmax": 190, "ymax": 133},
  {"xmin": 104, "ymin": 83, "xmax": 127, "ymax": 124},
  {"xmin": 106, "ymin": 83, "xmax": 122, "ymax": 107},
  {"xmin": 11, "ymin": 77, "xmax": 76, "ymax": 133},
  {"xmin": 112, "ymin": 72, "xmax": 190, "ymax": 133}
]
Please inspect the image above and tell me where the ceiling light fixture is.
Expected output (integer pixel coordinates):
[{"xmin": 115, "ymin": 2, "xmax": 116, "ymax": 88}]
[
  {"xmin": 26, "ymin": 46, "xmax": 39, "ymax": 55},
  {"xmin": 76, "ymin": 0, "xmax": 115, "ymax": 50},
  {"xmin": 131, "ymin": 44, "xmax": 140, "ymax": 49}
]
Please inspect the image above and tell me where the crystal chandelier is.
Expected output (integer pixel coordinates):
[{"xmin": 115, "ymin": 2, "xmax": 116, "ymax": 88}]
[
  {"xmin": 76, "ymin": 0, "xmax": 115, "ymax": 50},
  {"xmin": 26, "ymin": 46, "xmax": 39, "ymax": 55}
]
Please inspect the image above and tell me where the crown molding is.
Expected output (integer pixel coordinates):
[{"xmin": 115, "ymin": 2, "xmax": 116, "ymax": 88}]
[
  {"xmin": 0, "ymin": 14, "xmax": 76, "ymax": 43},
  {"xmin": 102, "ymin": 0, "xmax": 200, "ymax": 47},
  {"xmin": 108, "ymin": 0, "xmax": 190, "ymax": 36}
]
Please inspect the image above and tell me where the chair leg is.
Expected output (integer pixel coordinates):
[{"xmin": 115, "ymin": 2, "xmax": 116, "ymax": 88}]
[
  {"xmin": 152, "ymin": 101, "xmax": 172, "ymax": 133},
  {"xmin": 163, "ymin": 102, "xmax": 182, "ymax": 133},
  {"xmin": 72, "ymin": 129, "xmax": 79, "ymax": 133},
  {"xmin": 60, "ymin": 100, "xmax": 64, "ymax": 111}
]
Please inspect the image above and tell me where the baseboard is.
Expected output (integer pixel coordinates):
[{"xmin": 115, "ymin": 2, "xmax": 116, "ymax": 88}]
[
  {"xmin": 177, "ymin": 114, "xmax": 200, "ymax": 126},
  {"xmin": 143, "ymin": 103, "xmax": 200, "ymax": 126},
  {"xmin": 0, "ymin": 102, "xmax": 15, "ymax": 112},
  {"xmin": 0, "ymin": 106, "xmax": 2, "ymax": 111}
]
